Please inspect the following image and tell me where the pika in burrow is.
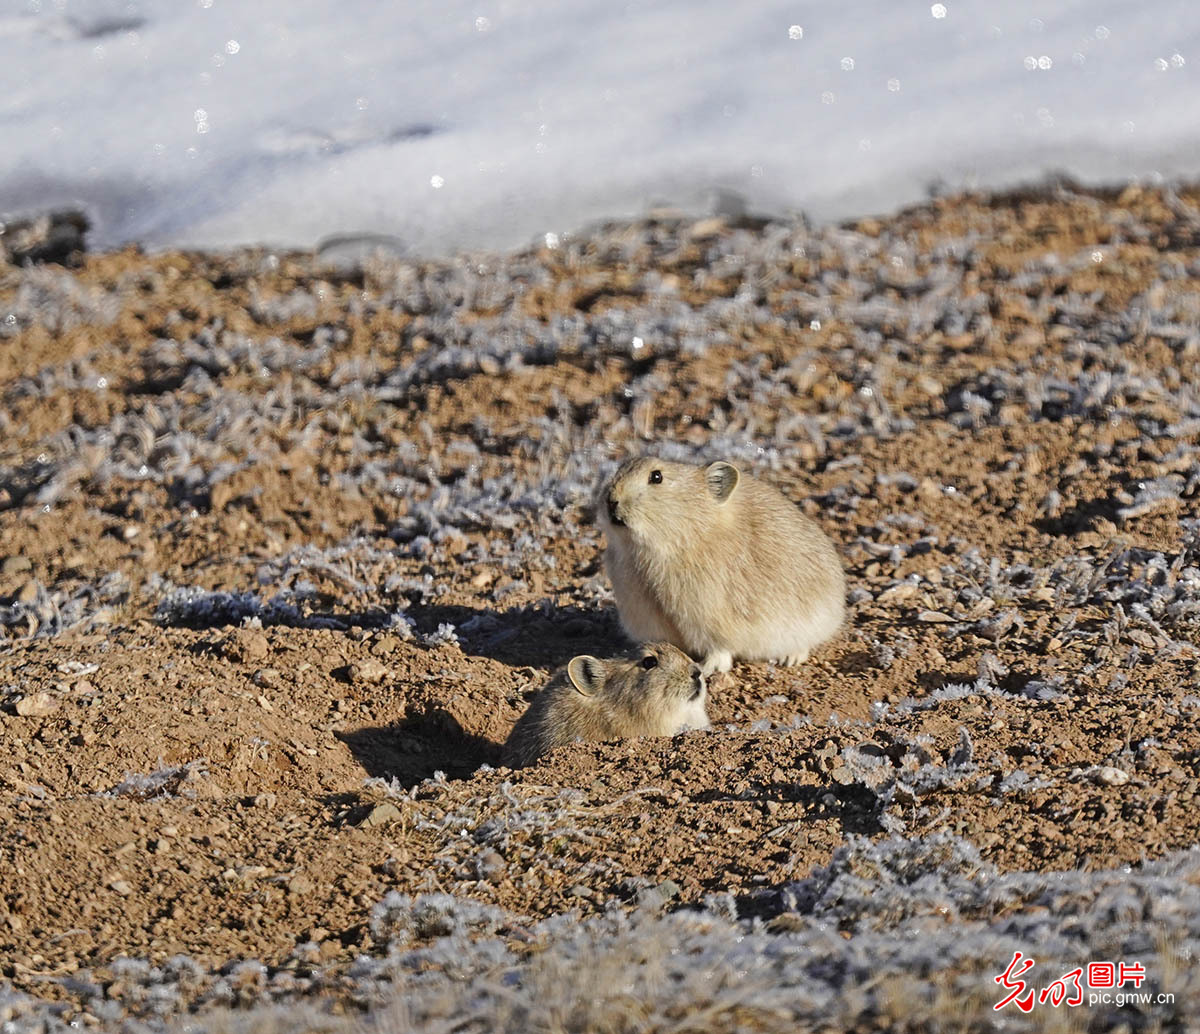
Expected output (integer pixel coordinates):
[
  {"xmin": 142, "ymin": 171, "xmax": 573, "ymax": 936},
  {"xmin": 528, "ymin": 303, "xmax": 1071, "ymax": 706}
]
[
  {"xmin": 502, "ymin": 642, "xmax": 709, "ymax": 768},
  {"xmin": 598, "ymin": 457, "xmax": 845, "ymax": 675}
]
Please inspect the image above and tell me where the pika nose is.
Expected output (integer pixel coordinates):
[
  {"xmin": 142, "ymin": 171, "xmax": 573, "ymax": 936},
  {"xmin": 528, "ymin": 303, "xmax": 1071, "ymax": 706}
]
[{"xmin": 606, "ymin": 494, "xmax": 624, "ymax": 526}]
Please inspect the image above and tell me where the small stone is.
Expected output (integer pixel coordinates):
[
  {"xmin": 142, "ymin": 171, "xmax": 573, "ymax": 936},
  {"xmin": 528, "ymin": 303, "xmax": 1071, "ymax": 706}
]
[
  {"xmin": 370, "ymin": 636, "xmax": 400, "ymax": 657},
  {"xmin": 241, "ymin": 631, "xmax": 270, "ymax": 662},
  {"xmin": 360, "ymin": 801, "xmax": 402, "ymax": 827},
  {"xmin": 16, "ymin": 692, "xmax": 58, "ymax": 717},
  {"xmin": 252, "ymin": 668, "xmax": 281, "ymax": 690},
  {"xmin": 107, "ymin": 877, "xmax": 132, "ymax": 896},
  {"xmin": 1093, "ymin": 766, "xmax": 1130, "ymax": 786},
  {"xmin": 876, "ymin": 583, "xmax": 920, "ymax": 604},
  {"xmin": 347, "ymin": 658, "xmax": 389, "ymax": 684},
  {"xmin": 288, "ymin": 875, "xmax": 315, "ymax": 896},
  {"xmin": 916, "ymin": 610, "xmax": 956, "ymax": 623}
]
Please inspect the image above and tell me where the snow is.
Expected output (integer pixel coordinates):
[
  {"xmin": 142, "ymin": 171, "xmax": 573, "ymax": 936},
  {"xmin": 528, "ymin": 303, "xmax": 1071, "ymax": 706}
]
[{"xmin": 2, "ymin": 0, "xmax": 1198, "ymax": 254}]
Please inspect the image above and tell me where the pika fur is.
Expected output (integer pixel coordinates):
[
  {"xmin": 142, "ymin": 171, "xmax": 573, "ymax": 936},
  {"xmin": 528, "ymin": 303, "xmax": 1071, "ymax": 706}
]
[
  {"xmin": 598, "ymin": 457, "xmax": 845, "ymax": 675},
  {"xmin": 502, "ymin": 643, "xmax": 709, "ymax": 768}
]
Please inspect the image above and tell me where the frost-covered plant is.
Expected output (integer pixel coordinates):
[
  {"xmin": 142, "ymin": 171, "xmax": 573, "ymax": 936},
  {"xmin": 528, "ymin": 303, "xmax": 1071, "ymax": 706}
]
[
  {"xmin": 368, "ymin": 892, "xmax": 507, "ymax": 947},
  {"xmin": 104, "ymin": 760, "xmax": 208, "ymax": 800}
]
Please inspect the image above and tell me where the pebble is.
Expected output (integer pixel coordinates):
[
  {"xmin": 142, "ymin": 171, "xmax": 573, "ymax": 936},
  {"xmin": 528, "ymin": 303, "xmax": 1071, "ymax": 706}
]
[
  {"xmin": 1093, "ymin": 766, "xmax": 1130, "ymax": 787},
  {"xmin": 876, "ymin": 583, "xmax": 919, "ymax": 604},
  {"xmin": 287, "ymin": 875, "xmax": 315, "ymax": 896},
  {"xmin": 253, "ymin": 668, "xmax": 282, "ymax": 690},
  {"xmin": 241, "ymin": 631, "xmax": 270, "ymax": 663},
  {"xmin": 370, "ymin": 636, "xmax": 401, "ymax": 657},
  {"xmin": 360, "ymin": 801, "xmax": 402, "ymax": 827},
  {"xmin": 347, "ymin": 658, "xmax": 389, "ymax": 684},
  {"xmin": 15, "ymin": 692, "xmax": 59, "ymax": 717},
  {"xmin": 916, "ymin": 610, "xmax": 956, "ymax": 623}
]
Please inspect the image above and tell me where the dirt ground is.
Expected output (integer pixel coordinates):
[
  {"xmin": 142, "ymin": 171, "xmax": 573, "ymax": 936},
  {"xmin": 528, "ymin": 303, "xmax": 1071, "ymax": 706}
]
[{"xmin": 2, "ymin": 182, "xmax": 1200, "ymax": 1023}]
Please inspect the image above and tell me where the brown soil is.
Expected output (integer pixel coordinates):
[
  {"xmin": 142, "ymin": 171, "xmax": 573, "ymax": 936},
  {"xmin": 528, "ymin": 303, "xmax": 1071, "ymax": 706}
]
[{"xmin": 2, "ymin": 182, "xmax": 1199, "ymax": 1002}]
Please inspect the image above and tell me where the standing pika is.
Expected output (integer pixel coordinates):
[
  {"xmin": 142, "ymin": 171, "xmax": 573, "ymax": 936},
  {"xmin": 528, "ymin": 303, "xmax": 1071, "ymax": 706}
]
[
  {"xmin": 502, "ymin": 642, "xmax": 709, "ymax": 768},
  {"xmin": 598, "ymin": 457, "xmax": 845, "ymax": 675}
]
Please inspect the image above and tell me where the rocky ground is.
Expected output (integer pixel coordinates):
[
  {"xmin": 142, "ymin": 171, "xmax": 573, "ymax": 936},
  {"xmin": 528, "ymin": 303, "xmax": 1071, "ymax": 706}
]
[{"xmin": 2, "ymin": 181, "xmax": 1200, "ymax": 1031}]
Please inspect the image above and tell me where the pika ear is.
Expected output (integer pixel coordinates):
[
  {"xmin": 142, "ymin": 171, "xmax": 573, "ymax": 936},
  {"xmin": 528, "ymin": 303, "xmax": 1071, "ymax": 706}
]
[
  {"xmin": 704, "ymin": 461, "xmax": 740, "ymax": 503},
  {"xmin": 566, "ymin": 655, "xmax": 606, "ymax": 696}
]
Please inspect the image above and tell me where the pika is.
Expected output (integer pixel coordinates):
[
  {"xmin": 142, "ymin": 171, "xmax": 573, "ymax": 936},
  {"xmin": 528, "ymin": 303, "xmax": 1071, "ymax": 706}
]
[
  {"xmin": 502, "ymin": 642, "xmax": 709, "ymax": 768},
  {"xmin": 598, "ymin": 457, "xmax": 845, "ymax": 675}
]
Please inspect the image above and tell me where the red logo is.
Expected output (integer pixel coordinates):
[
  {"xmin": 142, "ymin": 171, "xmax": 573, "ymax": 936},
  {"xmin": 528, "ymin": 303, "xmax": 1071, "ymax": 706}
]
[
  {"xmin": 994, "ymin": 951, "xmax": 1037, "ymax": 1012},
  {"xmin": 1118, "ymin": 961, "xmax": 1147, "ymax": 988},
  {"xmin": 995, "ymin": 953, "xmax": 1157, "ymax": 1011},
  {"xmin": 1040, "ymin": 967, "xmax": 1084, "ymax": 1007}
]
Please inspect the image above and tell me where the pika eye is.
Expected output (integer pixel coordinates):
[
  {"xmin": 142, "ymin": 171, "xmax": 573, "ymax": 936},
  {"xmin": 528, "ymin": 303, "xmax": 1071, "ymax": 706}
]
[
  {"xmin": 648, "ymin": 469, "xmax": 662, "ymax": 485},
  {"xmin": 641, "ymin": 655, "xmax": 658, "ymax": 670}
]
